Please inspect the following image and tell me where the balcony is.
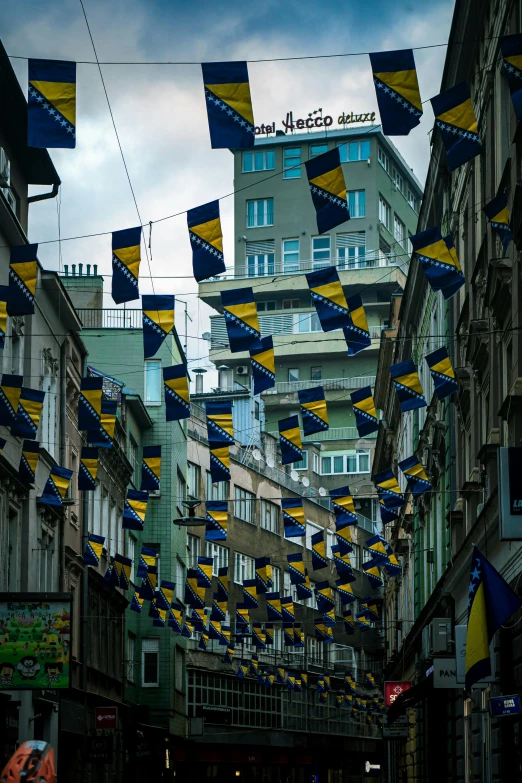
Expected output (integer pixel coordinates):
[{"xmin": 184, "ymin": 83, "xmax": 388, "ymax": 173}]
[
  {"xmin": 233, "ymin": 251, "xmax": 403, "ymax": 280},
  {"xmin": 262, "ymin": 376, "xmax": 376, "ymax": 395},
  {"xmin": 76, "ymin": 308, "xmax": 142, "ymax": 329}
]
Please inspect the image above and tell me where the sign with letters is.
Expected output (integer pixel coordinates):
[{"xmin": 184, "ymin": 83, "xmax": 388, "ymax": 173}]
[
  {"xmin": 433, "ymin": 658, "xmax": 461, "ymax": 689},
  {"xmin": 489, "ymin": 695, "xmax": 522, "ymax": 717},
  {"xmin": 254, "ymin": 110, "xmax": 376, "ymax": 136},
  {"xmin": 384, "ymin": 681, "xmax": 411, "ymax": 707},
  {"xmin": 499, "ymin": 447, "xmax": 522, "ymax": 540}
]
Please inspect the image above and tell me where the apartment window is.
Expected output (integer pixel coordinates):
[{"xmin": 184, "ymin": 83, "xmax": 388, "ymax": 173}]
[
  {"xmin": 306, "ymin": 521, "xmax": 322, "ymax": 550},
  {"xmin": 234, "ymin": 551, "xmax": 255, "ymax": 583},
  {"xmin": 144, "ymin": 360, "xmax": 161, "ymax": 404},
  {"xmin": 312, "ymin": 236, "xmax": 331, "ymax": 269},
  {"xmin": 393, "ymin": 168, "xmax": 405, "ymax": 195},
  {"xmin": 288, "ymin": 368, "xmax": 299, "ymax": 383},
  {"xmin": 293, "ymin": 451, "xmax": 308, "ymax": 471},
  {"xmin": 187, "ymin": 534, "xmax": 200, "ymax": 568},
  {"xmin": 320, "ymin": 450, "xmax": 370, "ymax": 475},
  {"xmin": 242, "ymin": 150, "xmax": 275, "ymax": 172},
  {"xmin": 247, "ymin": 253, "xmax": 275, "ymax": 277},
  {"xmin": 379, "ymin": 196, "xmax": 391, "ymax": 229},
  {"xmin": 311, "ymin": 366, "xmax": 322, "ymax": 381},
  {"xmin": 176, "ymin": 471, "xmax": 185, "ymax": 509},
  {"xmin": 188, "ymin": 462, "xmax": 201, "ymax": 499},
  {"xmin": 141, "ymin": 638, "xmax": 159, "ymax": 687},
  {"xmin": 176, "ymin": 558, "xmax": 185, "ymax": 593},
  {"xmin": 296, "ymin": 312, "xmax": 321, "ymax": 333},
  {"xmin": 283, "ymin": 238, "xmax": 300, "ymax": 273},
  {"xmin": 175, "ymin": 646, "xmax": 185, "ymax": 692},
  {"xmin": 257, "ymin": 300, "xmax": 277, "ymax": 312},
  {"xmin": 327, "ymin": 530, "xmax": 335, "ymax": 558},
  {"xmin": 351, "ymin": 544, "xmax": 360, "ymax": 570},
  {"xmin": 234, "ymin": 486, "xmax": 256, "ymax": 524},
  {"xmin": 338, "ymin": 139, "xmax": 371, "ymax": 163},
  {"xmin": 246, "ymin": 199, "xmax": 273, "ymax": 228},
  {"xmin": 310, "ymin": 143, "xmax": 329, "ymax": 158},
  {"xmin": 337, "ymin": 232, "xmax": 366, "ymax": 270},
  {"xmin": 407, "ymin": 234, "xmax": 413, "ymax": 256},
  {"xmin": 127, "ymin": 633, "xmax": 136, "ymax": 684},
  {"xmin": 260, "ymin": 500, "xmax": 279, "ymax": 533},
  {"xmin": 283, "ymin": 147, "xmax": 301, "ymax": 179},
  {"xmin": 407, "ymin": 187, "xmax": 419, "ymax": 213},
  {"xmin": 307, "ymin": 636, "xmax": 321, "ymax": 664},
  {"xmin": 313, "ymin": 453, "xmax": 320, "ymax": 474},
  {"xmin": 348, "ymin": 190, "xmax": 366, "ymax": 218},
  {"xmin": 363, "ymin": 547, "xmax": 374, "ymax": 565},
  {"xmin": 206, "ymin": 472, "xmax": 229, "ymax": 501},
  {"xmin": 272, "ymin": 566, "xmax": 281, "ymax": 593},
  {"xmin": 206, "ymin": 542, "xmax": 229, "ymax": 575},
  {"xmin": 254, "ymin": 401, "xmax": 260, "ymax": 421},
  {"xmin": 282, "ymin": 299, "xmax": 300, "ymax": 309},
  {"xmin": 378, "ymin": 146, "xmax": 390, "ymax": 173},
  {"xmin": 394, "ymin": 215, "xmax": 406, "ymax": 249},
  {"xmin": 127, "ymin": 436, "xmax": 138, "ymax": 485},
  {"xmin": 128, "ymin": 534, "xmax": 136, "ymax": 582}
]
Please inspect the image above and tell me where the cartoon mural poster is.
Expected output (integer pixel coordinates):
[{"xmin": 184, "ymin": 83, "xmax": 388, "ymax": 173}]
[{"xmin": 0, "ymin": 594, "xmax": 71, "ymax": 689}]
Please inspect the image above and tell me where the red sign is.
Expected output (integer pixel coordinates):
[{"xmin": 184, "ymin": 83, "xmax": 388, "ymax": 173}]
[
  {"xmin": 384, "ymin": 681, "xmax": 411, "ymax": 708},
  {"xmin": 95, "ymin": 707, "xmax": 117, "ymax": 729}
]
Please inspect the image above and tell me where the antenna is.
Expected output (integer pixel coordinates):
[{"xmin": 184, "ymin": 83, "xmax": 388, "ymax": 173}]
[
  {"xmin": 266, "ymin": 455, "xmax": 275, "ymax": 468},
  {"xmin": 252, "ymin": 448, "xmax": 261, "ymax": 461},
  {"xmin": 302, "ymin": 477, "xmax": 310, "ymax": 488},
  {"xmin": 318, "ymin": 487, "xmax": 327, "ymax": 496},
  {"xmin": 290, "ymin": 470, "xmax": 299, "ymax": 481}
]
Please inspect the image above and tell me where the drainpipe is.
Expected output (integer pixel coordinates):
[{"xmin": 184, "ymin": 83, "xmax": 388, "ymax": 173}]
[
  {"xmin": 27, "ymin": 183, "xmax": 59, "ymax": 205},
  {"xmin": 59, "ymin": 340, "xmax": 67, "ymax": 590}
]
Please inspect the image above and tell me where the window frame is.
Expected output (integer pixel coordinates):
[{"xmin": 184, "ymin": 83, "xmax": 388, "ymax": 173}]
[
  {"xmin": 310, "ymin": 143, "xmax": 329, "ymax": 159},
  {"xmin": 233, "ymin": 551, "xmax": 255, "ymax": 584},
  {"xmin": 234, "ymin": 486, "xmax": 256, "ymax": 525},
  {"xmin": 283, "ymin": 147, "xmax": 302, "ymax": 179},
  {"xmin": 187, "ymin": 462, "xmax": 201, "ymax": 500},
  {"xmin": 247, "ymin": 253, "xmax": 275, "ymax": 278},
  {"xmin": 347, "ymin": 190, "xmax": 366, "ymax": 219},
  {"xmin": 320, "ymin": 449, "xmax": 370, "ymax": 475},
  {"xmin": 282, "ymin": 238, "xmax": 300, "ymax": 273},
  {"xmin": 288, "ymin": 367, "xmax": 299, "ymax": 383},
  {"xmin": 205, "ymin": 542, "xmax": 229, "ymax": 575},
  {"xmin": 242, "ymin": 149, "xmax": 275, "ymax": 173},
  {"xmin": 144, "ymin": 360, "xmax": 162, "ymax": 406},
  {"xmin": 379, "ymin": 196, "xmax": 391, "ymax": 229},
  {"xmin": 292, "ymin": 451, "xmax": 308, "ymax": 471},
  {"xmin": 246, "ymin": 198, "xmax": 274, "ymax": 228},
  {"xmin": 141, "ymin": 637, "xmax": 160, "ymax": 688},
  {"xmin": 311, "ymin": 366, "xmax": 322, "ymax": 381},
  {"xmin": 127, "ymin": 632, "xmax": 136, "ymax": 684},
  {"xmin": 260, "ymin": 500, "xmax": 279, "ymax": 534},
  {"xmin": 338, "ymin": 139, "xmax": 371, "ymax": 163},
  {"xmin": 312, "ymin": 235, "xmax": 331, "ymax": 269}
]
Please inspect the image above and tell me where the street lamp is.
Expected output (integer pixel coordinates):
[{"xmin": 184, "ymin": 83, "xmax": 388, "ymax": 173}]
[{"xmin": 172, "ymin": 500, "xmax": 207, "ymax": 527}]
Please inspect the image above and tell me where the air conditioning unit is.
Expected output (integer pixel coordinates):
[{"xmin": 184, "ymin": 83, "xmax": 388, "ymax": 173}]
[
  {"xmin": 422, "ymin": 618, "xmax": 452, "ymax": 657},
  {"xmin": 0, "ymin": 148, "xmax": 10, "ymax": 188},
  {"xmin": 236, "ymin": 365, "xmax": 249, "ymax": 376}
]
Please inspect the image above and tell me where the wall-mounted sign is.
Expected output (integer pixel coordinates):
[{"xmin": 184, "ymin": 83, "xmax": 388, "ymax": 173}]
[
  {"xmin": 489, "ymin": 695, "xmax": 522, "ymax": 718},
  {"xmin": 255, "ymin": 110, "xmax": 376, "ymax": 136},
  {"xmin": 87, "ymin": 735, "xmax": 113, "ymax": 763},
  {"xmin": 384, "ymin": 681, "xmax": 411, "ymax": 707},
  {"xmin": 95, "ymin": 707, "xmax": 117, "ymax": 729},
  {"xmin": 499, "ymin": 447, "xmax": 522, "ymax": 540},
  {"xmin": 382, "ymin": 715, "xmax": 409, "ymax": 739},
  {"xmin": 0, "ymin": 593, "xmax": 71, "ymax": 690},
  {"xmin": 433, "ymin": 658, "xmax": 461, "ymax": 689}
]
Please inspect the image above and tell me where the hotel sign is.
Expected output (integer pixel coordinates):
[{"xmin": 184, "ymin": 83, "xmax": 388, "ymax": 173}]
[{"xmin": 255, "ymin": 110, "xmax": 376, "ymax": 136}]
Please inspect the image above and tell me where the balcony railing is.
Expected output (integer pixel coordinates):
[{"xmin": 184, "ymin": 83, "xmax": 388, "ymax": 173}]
[
  {"xmin": 76, "ymin": 308, "xmax": 142, "ymax": 329},
  {"xmin": 262, "ymin": 376, "xmax": 376, "ymax": 395},
  {"xmin": 231, "ymin": 250, "xmax": 404, "ymax": 280}
]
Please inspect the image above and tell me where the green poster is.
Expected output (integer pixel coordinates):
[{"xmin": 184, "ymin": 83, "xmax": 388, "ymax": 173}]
[{"xmin": 0, "ymin": 593, "xmax": 71, "ymax": 690}]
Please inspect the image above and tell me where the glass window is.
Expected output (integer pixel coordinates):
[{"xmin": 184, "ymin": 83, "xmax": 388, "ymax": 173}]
[
  {"xmin": 127, "ymin": 632, "xmax": 136, "ymax": 683},
  {"xmin": 234, "ymin": 551, "xmax": 255, "ymax": 583},
  {"xmin": 348, "ymin": 190, "xmax": 365, "ymax": 218},
  {"xmin": 378, "ymin": 146, "xmax": 390, "ymax": 173},
  {"xmin": 257, "ymin": 300, "xmax": 277, "ymax": 311},
  {"xmin": 306, "ymin": 521, "xmax": 322, "ymax": 550},
  {"xmin": 175, "ymin": 646, "xmax": 185, "ymax": 692},
  {"xmin": 338, "ymin": 139, "xmax": 371, "ymax": 162},
  {"xmin": 206, "ymin": 472, "xmax": 229, "ymax": 501},
  {"xmin": 312, "ymin": 236, "xmax": 331, "ymax": 269},
  {"xmin": 283, "ymin": 147, "xmax": 301, "ymax": 179},
  {"xmin": 296, "ymin": 313, "xmax": 321, "ymax": 333},
  {"xmin": 187, "ymin": 533, "xmax": 200, "ymax": 568},
  {"xmin": 282, "ymin": 299, "xmax": 300, "ymax": 309},
  {"xmin": 333, "ymin": 455, "xmax": 344, "ymax": 474},
  {"xmin": 254, "ymin": 401, "xmax": 260, "ymax": 421},
  {"xmin": 393, "ymin": 168, "xmax": 405, "ymax": 195},
  {"xmin": 127, "ymin": 534, "xmax": 136, "ymax": 583},
  {"xmin": 311, "ymin": 367, "xmax": 322, "ymax": 380},
  {"xmin": 408, "ymin": 187, "xmax": 419, "ymax": 213},
  {"xmin": 142, "ymin": 638, "xmax": 159, "ymax": 687},
  {"xmin": 379, "ymin": 196, "xmax": 391, "ymax": 229},
  {"xmin": 272, "ymin": 566, "xmax": 281, "ymax": 593},
  {"xmin": 313, "ymin": 453, "xmax": 320, "ymax": 474},
  {"xmin": 234, "ymin": 486, "xmax": 256, "ymax": 524},
  {"xmin": 394, "ymin": 215, "xmax": 406, "ymax": 248},
  {"xmin": 260, "ymin": 500, "xmax": 279, "ymax": 533},
  {"xmin": 246, "ymin": 199, "xmax": 274, "ymax": 228},
  {"xmin": 338, "ymin": 244, "xmax": 367, "ymax": 270},
  {"xmin": 288, "ymin": 368, "xmax": 299, "ymax": 382},
  {"xmin": 293, "ymin": 451, "xmax": 308, "ymax": 471},
  {"xmin": 320, "ymin": 450, "xmax": 370, "ymax": 475},
  {"xmin": 283, "ymin": 238, "xmax": 300, "ymax": 272},
  {"xmin": 242, "ymin": 150, "xmax": 275, "ymax": 172},
  {"xmin": 144, "ymin": 360, "xmax": 161, "ymax": 404},
  {"xmin": 205, "ymin": 542, "xmax": 229, "ymax": 575},
  {"xmin": 247, "ymin": 253, "xmax": 275, "ymax": 278},
  {"xmin": 128, "ymin": 436, "xmax": 138, "ymax": 485},
  {"xmin": 310, "ymin": 144, "xmax": 329, "ymax": 158},
  {"xmin": 187, "ymin": 462, "xmax": 201, "ymax": 499}
]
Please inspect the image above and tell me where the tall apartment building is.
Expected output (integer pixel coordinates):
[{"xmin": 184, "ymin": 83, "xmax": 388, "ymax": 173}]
[{"xmin": 199, "ymin": 125, "xmax": 421, "ymax": 514}]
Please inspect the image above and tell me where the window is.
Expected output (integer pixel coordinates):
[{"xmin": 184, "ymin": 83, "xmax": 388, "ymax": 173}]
[
  {"xmin": 293, "ymin": 451, "xmax": 308, "ymax": 471},
  {"xmin": 282, "ymin": 299, "xmax": 300, "ymax": 309},
  {"xmin": 127, "ymin": 436, "xmax": 138, "ymax": 485},
  {"xmin": 254, "ymin": 401, "xmax": 260, "ymax": 421},
  {"xmin": 260, "ymin": 500, "xmax": 279, "ymax": 533},
  {"xmin": 311, "ymin": 367, "xmax": 322, "ymax": 381},
  {"xmin": 144, "ymin": 360, "xmax": 161, "ymax": 404},
  {"xmin": 378, "ymin": 146, "xmax": 390, "ymax": 173},
  {"xmin": 347, "ymin": 190, "xmax": 366, "ymax": 218},
  {"xmin": 283, "ymin": 147, "xmax": 301, "ymax": 178},
  {"xmin": 141, "ymin": 638, "xmax": 159, "ymax": 687},
  {"xmin": 188, "ymin": 462, "xmax": 201, "ymax": 499},
  {"xmin": 187, "ymin": 534, "xmax": 200, "ymax": 568},
  {"xmin": 127, "ymin": 633, "xmax": 136, "ymax": 683},
  {"xmin": 312, "ymin": 236, "xmax": 331, "ymax": 269},
  {"xmin": 283, "ymin": 238, "xmax": 300, "ymax": 273},
  {"xmin": 175, "ymin": 646, "xmax": 185, "ymax": 692},
  {"xmin": 326, "ymin": 530, "xmax": 335, "ymax": 558},
  {"xmin": 234, "ymin": 486, "xmax": 256, "ymax": 524},
  {"xmin": 234, "ymin": 551, "xmax": 254, "ymax": 583},
  {"xmin": 338, "ymin": 139, "xmax": 371, "ymax": 162},
  {"xmin": 128, "ymin": 534, "xmax": 136, "ymax": 583},
  {"xmin": 288, "ymin": 368, "xmax": 299, "ymax": 383},
  {"xmin": 320, "ymin": 450, "xmax": 370, "ymax": 475},
  {"xmin": 246, "ymin": 199, "xmax": 273, "ymax": 228},
  {"xmin": 351, "ymin": 544, "xmax": 360, "ymax": 570},
  {"xmin": 394, "ymin": 215, "xmax": 406, "ymax": 249},
  {"xmin": 393, "ymin": 168, "xmax": 405, "ymax": 195},
  {"xmin": 310, "ymin": 143, "xmax": 329, "ymax": 158},
  {"xmin": 379, "ymin": 196, "xmax": 391, "ymax": 229},
  {"xmin": 272, "ymin": 566, "xmax": 281, "ymax": 593},
  {"xmin": 307, "ymin": 635, "xmax": 321, "ymax": 664},
  {"xmin": 176, "ymin": 471, "xmax": 185, "ymax": 508},
  {"xmin": 206, "ymin": 472, "xmax": 229, "ymax": 501},
  {"xmin": 257, "ymin": 300, "xmax": 277, "ymax": 312},
  {"xmin": 247, "ymin": 253, "xmax": 275, "ymax": 277},
  {"xmin": 206, "ymin": 542, "xmax": 229, "ymax": 575},
  {"xmin": 337, "ymin": 232, "xmax": 366, "ymax": 269},
  {"xmin": 296, "ymin": 312, "xmax": 321, "ymax": 333},
  {"xmin": 407, "ymin": 187, "xmax": 419, "ymax": 213},
  {"xmin": 306, "ymin": 521, "xmax": 322, "ymax": 550},
  {"xmin": 313, "ymin": 453, "xmax": 320, "ymax": 474},
  {"xmin": 176, "ymin": 558, "xmax": 185, "ymax": 593},
  {"xmin": 242, "ymin": 149, "xmax": 275, "ymax": 172}
]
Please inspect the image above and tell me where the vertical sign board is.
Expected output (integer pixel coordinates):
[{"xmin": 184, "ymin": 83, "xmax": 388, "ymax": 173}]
[
  {"xmin": 382, "ymin": 682, "xmax": 411, "ymax": 740},
  {"xmin": 384, "ymin": 681, "xmax": 411, "ymax": 707},
  {"xmin": 499, "ymin": 447, "xmax": 522, "ymax": 540},
  {"xmin": 0, "ymin": 593, "xmax": 71, "ymax": 690}
]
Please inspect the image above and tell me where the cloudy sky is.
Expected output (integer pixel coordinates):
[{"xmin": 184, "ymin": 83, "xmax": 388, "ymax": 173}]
[{"xmin": 1, "ymin": 0, "xmax": 454, "ymax": 384}]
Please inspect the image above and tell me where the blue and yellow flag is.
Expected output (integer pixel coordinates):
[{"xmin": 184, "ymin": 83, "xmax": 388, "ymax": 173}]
[
  {"xmin": 207, "ymin": 401, "xmax": 234, "ymax": 447},
  {"xmin": 344, "ymin": 673, "xmax": 356, "ymax": 695},
  {"xmin": 278, "ymin": 415, "xmax": 303, "ymax": 465},
  {"xmin": 361, "ymin": 597, "xmax": 380, "ymax": 621},
  {"xmin": 78, "ymin": 446, "xmax": 98, "ymax": 491},
  {"xmin": 336, "ymin": 578, "xmax": 356, "ymax": 605},
  {"xmin": 330, "ymin": 485, "xmax": 358, "ymax": 527},
  {"xmin": 365, "ymin": 534, "xmax": 392, "ymax": 565},
  {"xmin": 431, "ymin": 82, "xmax": 481, "ymax": 171},
  {"xmin": 156, "ymin": 580, "xmax": 175, "ymax": 610},
  {"xmin": 343, "ymin": 294, "xmax": 371, "ymax": 355},
  {"xmin": 410, "ymin": 226, "xmax": 464, "ymax": 300},
  {"xmin": 298, "ymin": 386, "xmax": 328, "ymax": 436},
  {"xmin": 206, "ymin": 499, "xmax": 228, "ymax": 541},
  {"xmin": 122, "ymin": 489, "xmax": 148, "ymax": 531},
  {"xmin": 362, "ymin": 560, "xmax": 384, "ymax": 589},
  {"xmin": 343, "ymin": 610, "xmax": 355, "ymax": 635},
  {"xmin": 399, "ymin": 454, "xmax": 431, "ymax": 498},
  {"xmin": 224, "ymin": 643, "xmax": 235, "ymax": 664},
  {"xmin": 365, "ymin": 670, "xmax": 376, "ymax": 689},
  {"xmin": 307, "ymin": 266, "xmax": 351, "ymax": 332},
  {"xmin": 8, "ymin": 245, "xmax": 38, "ymax": 316},
  {"xmin": 163, "ymin": 364, "xmax": 190, "ymax": 422},
  {"xmin": 249, "ymin": 654, "xmax": 259, "ymax": 675},
  {"xmin": 202, "ymin": 61, "xmax": 255, "ymax": 149},
  {"xmin": 139, "ymin": 566, "xmax": 157, "ymax": 600},
  {"xmin": 379, "ymin": 499, "xmax": 399, "ymax": 526},
  {"xmin": 264, "ymin": 623, "xmax": 274, "ymax": 646},
  {"xmin": 281, "ymin": 596, "xmax": 295, "ymax": 623},
  {"xmin": 28, "ymin": 59, "xmax": 76, "ymax": 148},
  {"xmin": 296, "ymin": 571, "xmax": 313, "ymax": 601},
  {"xmin": 390, "ymin": 359, "xmax": 426, "ymax": 412},
  {"xmin": 168, "ymin": 603, "xmax": 183, "ymax": 632},
  {"xmin": 141, "ymin": 445, "xmax": 161, "ymax": 492},
  {"xmin": 311, "ymin": 530, "xmax": 328, "ymax": 571},
  {"xmin": 314, "ymin": 619, "xmax": 334, "ymax": 644},
  {"xmin": 11, "ymin": 387, "xmax": 45, "ymax": 439},
  {"xmin": 425, "ymin": 347, "xmax": 457, "ymax": 400},
  {"xmin": 209, "ymin": 445, "xmax": 231, "ymax": 483},
  {"xmin": 294, "ymin": 623, "xmax": 305, "ymax": 648},
  {"xmin": 103, "ymin": 557, "xmax": 119, "ymax": 591},
  {"xmin": 40, "ymin": 464, "xmax": 73, "ymax": 507},
  {"xmin": 78, "ymin": 377, "xmax": 103, "ymax": 433},
  {"xmin": 369, "ymin": 49, "xmax": 422, "ymax": 135},
  {"xmin": 83, "ymin": 534, "xmax": 105, "ymax": 567},
  {"xmin": 198, "ymin": 633, "xmax": 210, "ymax": 651},
  {"xmin": 483, "ymin": 191, "xmax": 512, "ymax": 255},
  {"xmin": 19, "ymin": 440, "xmax": 40, "ymax": 485},
  {"xmin": 350, "ymin": 386, "xmax": 379, "ymax": 436},
  {"xmin": 235, "ymin": 603, "xmax": 250, "ymax": 634},
  {"xmin": 276, "ymin": 667, "xmax": 286, "ymax": 686},
  {"xmin": 373, "ymin": 468, "xmax": 405, "ymax": 510},
  {"xmin": 356, "ymin": 611, "xmax": 371, "ymax": 631},
  {"xmin": 301, "ymin": 672, "xmax": 308, "ymax": 689},
  {"xmin": 243, "ymin": 578, "xmax": 258, "ymax": 609},
  {"xmin": 87, "ymin": 399, "xmax": 117, "ymax": 449},
  {"xmin": 184, "ymin": 568, "xmax": 206, "ymax": 608},
  {"xmin": 466, "ymin": 547, "xmax": 521, "ymax": 689},
  {"xmin": 115, "ymin": 554, "xmax": 132, "ymax": 591},
  {"xmin": 332, "ymin": 546, "xmax": 353, "ymax": 578},
  {"xmin": 210, "ymin": 595, "xmax": 227, "ymax": 621},
  {"xmin": 315, "ymin": 581, "xmax": 335, "ymax": 613},
  {"xmin": 221, "ymin": 287, "xmax": 260, "ymax": 353},
  {"xmin": 255, "ymin": 557, "xmax": 272, "ymax": 594},
  {"xmin": 197, "ymin": 556, "xmax": 214, "ymax": 588},
  {"xmin": 0, "ymin": 285, "xmax": 8, "ymax": 349},
  {"xmin": 282, "ymin": 496, "xmax": 305, "ymax": 538},
  {"xmin": 336, "ymin": 522, "xmax": 355, "ymax": 557},
  {"xmin": 208, "ymin": 619, "xmax": 222, "ymax": 641},
  {"xmin": 111, "ymin": 227, "xmax": 142, "ymax": 304},
  {"xmin": 130, "ymin": 591, "xmax": 145, "ymax": 614},
  {"xmin": 283, "ymin": 623, "xmax": 295, "ymax": 647},
  {"xmin": 187, "ymin": 200, "xmax": 226, "ymax": 282},
  {"xmin": 237, "ymin": 660, "xmax": 249, "ymax": 679},
  {"xmin": 501, "ymin": 34, "xmax": 522, "ymax": 119},
  {"xmin": 287, "ymin": 552, "xmax": 306, "ymax": 584},
  {"xmin": 252, "ymin": 623, "xmax": 266, "ymax": 649},
  {"xmin": 323, "ymin": 607, "xmax": 336, "ymax": 627},
  {"xmin": 221, "ymin": 624, "xmax": 232, "ymax": 647},
  {"xmin": 305, "ymin": 147, "xmax": 350, "ymax": 233},
  {"xmin": 384, "ymin": 553, "xmax": 402, "ymax": 577},
  {"xmin": 137, "ymin": 546, "xmax": 157, "ymax": 579},
  {"xmin": 142, "ymin": 295, "xmax": 175, "ymax": 359},
  {"xmin": 249, "ymin": 335, "xmax": 275, "ymax": 395},
  {"xmin": 217, "ymin": 566, "xmax": 229, "ymax": 601}
]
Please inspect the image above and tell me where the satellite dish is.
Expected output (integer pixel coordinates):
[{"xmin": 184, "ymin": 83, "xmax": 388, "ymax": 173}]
[
  {"xmin": 290, "ymin": 470, "xmax": 299, "ymax": 481},
  {"xmin": 302, "ymin": 476, "xmax": 310, "ymax": 487},
  {"xmin": 266, "ymin": 455, "xmax": 275, "ymax": 468},
  {"xmin": 252, "ymin": 448, "xmax": 261, "ymax": 461},
  {"xmin": 318, "ymin": 487, "xmax": 327, "ymax": 496}
]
